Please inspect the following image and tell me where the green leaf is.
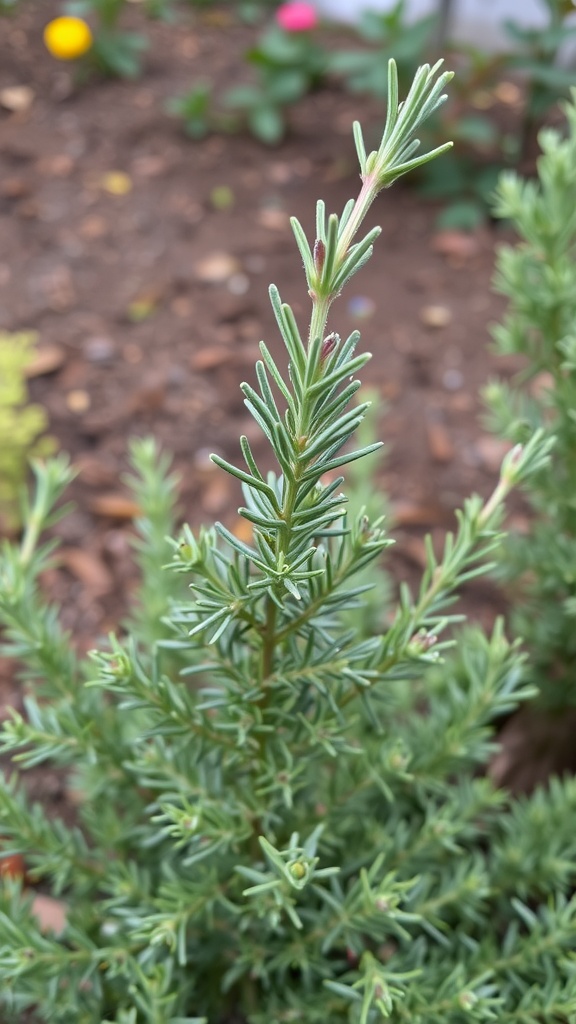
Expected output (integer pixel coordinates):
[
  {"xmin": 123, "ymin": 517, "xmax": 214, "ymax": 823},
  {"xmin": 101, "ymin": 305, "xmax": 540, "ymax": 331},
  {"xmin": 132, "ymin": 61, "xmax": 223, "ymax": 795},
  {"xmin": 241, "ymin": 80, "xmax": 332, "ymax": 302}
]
[
  {"xmin": 248, "ymin": 104, "xmax": 285, "ymax": 144},
  {"xmin": 437, "ymin": 199, "xmax": 486, "ymax": 231}
]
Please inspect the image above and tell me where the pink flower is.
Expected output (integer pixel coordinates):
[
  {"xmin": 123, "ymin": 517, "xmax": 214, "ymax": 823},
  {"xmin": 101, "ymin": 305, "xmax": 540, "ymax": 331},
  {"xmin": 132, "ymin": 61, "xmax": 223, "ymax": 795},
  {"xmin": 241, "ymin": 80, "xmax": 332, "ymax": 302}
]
[{"xmin": 276, "ymin": 1, "xmax": 318, "ymax": 32}]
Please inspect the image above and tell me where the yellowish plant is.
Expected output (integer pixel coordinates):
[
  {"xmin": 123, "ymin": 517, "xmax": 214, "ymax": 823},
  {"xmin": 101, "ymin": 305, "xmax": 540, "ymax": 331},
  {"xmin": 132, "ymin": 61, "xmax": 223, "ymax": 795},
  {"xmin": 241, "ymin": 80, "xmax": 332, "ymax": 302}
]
[{"xmin": 0, "ymin": 332, "xmax": 55, "ymax": 532}]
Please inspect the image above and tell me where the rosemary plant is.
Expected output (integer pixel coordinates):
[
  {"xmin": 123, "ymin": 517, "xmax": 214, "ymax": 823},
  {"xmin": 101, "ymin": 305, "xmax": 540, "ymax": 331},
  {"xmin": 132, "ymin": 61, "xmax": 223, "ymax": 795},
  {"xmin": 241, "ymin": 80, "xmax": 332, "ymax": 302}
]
[
  {"xmin": 0, "ymin": 62, "xmax": 572, "ymax": 1024},
  {"xmin": 485, "ymin": 90, "xmax": 576, "ymax": 709}
]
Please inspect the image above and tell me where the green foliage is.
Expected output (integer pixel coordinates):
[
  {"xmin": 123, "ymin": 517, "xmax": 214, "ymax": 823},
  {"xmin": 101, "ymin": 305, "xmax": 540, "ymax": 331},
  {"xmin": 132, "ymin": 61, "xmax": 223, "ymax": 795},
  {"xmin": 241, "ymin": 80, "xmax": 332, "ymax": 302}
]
[
  {"xmin": 484, "ymin": 89, "xmax": 576, "ymax": 709},
  {"xmin": 0, "ymin": 62, "xmax": 567, "ymax": 1024},
  {"xmin": 327, "ymin": 1, "xmax": 437, "ymax": 101},
  {"xmin": 166, "ymin": 83, "xmax": 213, "ymax": 139},
  {"xmin": 505, "ymin": 0, "xmax": 576, "ymax": 127},
  {"xmin": 0, "ymin": 332, "xmax": 55, "ymax": 534},
  {"xmin": 222, "ymin": 22, "xmax": 327, "ymax": 144},
  {"xmin": 167, "ymin": 0, "xmax": 576, "ymax": 223},
  {"xmin": 419, "ymin": 0, "xmax": 576, "ymax": 227},
  {"xmin": 65, "ymin": 0, "xmax": 150, "ymax": 77}
]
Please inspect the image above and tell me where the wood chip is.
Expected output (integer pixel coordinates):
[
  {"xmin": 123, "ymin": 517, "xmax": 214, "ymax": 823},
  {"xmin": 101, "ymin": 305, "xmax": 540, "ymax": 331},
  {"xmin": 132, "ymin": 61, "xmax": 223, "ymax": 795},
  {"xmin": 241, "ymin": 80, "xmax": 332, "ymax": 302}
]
[{"xmin": 426, "ymin": 419, "xmax": 455, "ymax": 463}]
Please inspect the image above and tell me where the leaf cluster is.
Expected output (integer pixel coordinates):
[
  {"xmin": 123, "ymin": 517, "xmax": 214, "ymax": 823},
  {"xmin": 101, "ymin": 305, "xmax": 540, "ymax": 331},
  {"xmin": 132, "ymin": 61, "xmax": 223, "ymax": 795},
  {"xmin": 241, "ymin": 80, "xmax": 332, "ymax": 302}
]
[
  {"xmin": 0, "ymin": 331, "xmax": 55, "ymax": 534},
  {"xmin": 484, "ymin": 89, "xmax": 576, "ymax": 708}
]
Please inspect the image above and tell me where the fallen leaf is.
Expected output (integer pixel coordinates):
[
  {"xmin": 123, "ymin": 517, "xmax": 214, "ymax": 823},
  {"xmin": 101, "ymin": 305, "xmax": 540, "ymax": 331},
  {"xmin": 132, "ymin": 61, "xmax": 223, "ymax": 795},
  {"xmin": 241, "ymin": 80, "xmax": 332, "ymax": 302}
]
[
  {"xmin": 0, "ymin": 85, "xmax": 34, "ymax": 112},
  {"xmin": 25, "ymin": 344, "xmax": 66, "ymax": 378},
  {"xmin": 131, "ymin": 154, "xmax": 169, "ymax": 178},
  {"xmin": 79, "ymin": 214, "xmax": 109, "ymax": 239},
  {"xmin": 36, "ymin": 153, "xmax": 74, "ymax": 177},
  {"xmin": 59, "ymin": 547, "xmax": 114, "ymax": 595},
  {"xmin": 191, "ymin": 346, "xmax": 233, "ymax": 371},
  {"xmin": 31, "ymin": 893, "xmax": 67, "ymax": 935},
  {"xmin": 0, "ymin": 177, "xmax": 30, "ymax": 199},
  {"xmin": 75, "ymin": 455, "xmax": 119, "ymax": 487},
  {"xmin": 89, "ymin": 494, "xmax": 140, "ymax": 519},
  {"xmin": 0, "ymin": 853, "xmax": 25, "ymax": 879},
  {"xmin": 100, "ymin": 170, "xmax": 133, "ymax": 196},
  {"xmin": 129, "ymin": 378, "xmax": 166, "ymax": 413},
  {"xmin": 426, "ymin": 418, "xmax": 455, "ymax": 463}
]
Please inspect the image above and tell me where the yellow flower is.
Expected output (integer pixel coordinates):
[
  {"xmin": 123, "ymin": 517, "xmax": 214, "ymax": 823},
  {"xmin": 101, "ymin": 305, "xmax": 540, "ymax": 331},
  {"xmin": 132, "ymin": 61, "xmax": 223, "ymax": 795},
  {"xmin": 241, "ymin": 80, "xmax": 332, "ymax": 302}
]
[{"xmin": 43, "ymin": 16, "xmax": 93, "ymax": 61}]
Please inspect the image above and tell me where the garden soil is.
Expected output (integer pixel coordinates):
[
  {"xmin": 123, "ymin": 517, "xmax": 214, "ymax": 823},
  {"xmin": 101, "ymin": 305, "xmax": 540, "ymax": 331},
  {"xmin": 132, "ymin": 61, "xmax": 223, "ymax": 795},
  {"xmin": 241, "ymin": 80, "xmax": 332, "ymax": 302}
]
[{"xmin": 1, "ymin": 1, "xmax": 574, "ymax": 814}]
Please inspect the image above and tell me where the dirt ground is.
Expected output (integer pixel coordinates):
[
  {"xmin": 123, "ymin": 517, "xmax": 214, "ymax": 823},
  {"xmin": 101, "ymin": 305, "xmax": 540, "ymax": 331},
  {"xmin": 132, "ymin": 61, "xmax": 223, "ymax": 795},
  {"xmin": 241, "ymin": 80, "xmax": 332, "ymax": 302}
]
[{"xmin": 1, "ymin": 2, "xmax": 547, "ymax": 777}]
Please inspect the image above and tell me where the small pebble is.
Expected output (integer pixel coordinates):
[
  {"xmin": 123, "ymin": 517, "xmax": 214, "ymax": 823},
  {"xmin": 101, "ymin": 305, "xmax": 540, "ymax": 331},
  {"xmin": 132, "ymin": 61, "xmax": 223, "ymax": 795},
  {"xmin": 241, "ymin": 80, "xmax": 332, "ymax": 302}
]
[
  {"xmin": 194, "ymin": 252, "xmax": 239, "ymax": 283},
  {"xmin": 227, "ymin": 273, "xmax": 250, "ymax": 296},
  {"xmin": 420, "ymin": 304, "xmax": 453, "ymax": 329},
  {"xmin": 66, "ymin": 389, "xmax": 91, "ymax": 413},
  {"xmin": 442, "ymin": 368, "xmax": 464, "ymax": 390},
  {"xmin": 83, "ymin": 336, "xmax": 115, "ymax": 363},
  {"xmin": 0, "ymin": 85, "xmax": 34, "ymax": 112},
  {"xmin": 347, "ymin": 295, "xmax": 376, "ymax": 319}
]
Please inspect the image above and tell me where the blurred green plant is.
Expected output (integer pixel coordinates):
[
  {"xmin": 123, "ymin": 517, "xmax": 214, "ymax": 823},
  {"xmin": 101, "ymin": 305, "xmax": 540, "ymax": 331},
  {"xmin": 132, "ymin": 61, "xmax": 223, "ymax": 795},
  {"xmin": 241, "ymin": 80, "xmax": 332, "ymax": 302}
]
[
  {"xmin": 419, "ymin": 0, "xmax": 576, "ymax": 228},
  {"xmin": 342, "ymin": 389, "xmax": 392, "ymax": 637},
  {"xmin": 166, "ymin": 82, "xmax": 214, "ymax": 138},
  {"xmin": 484, "ymin": 89, "xmax": 576, "ymax": 709},
  {"xmin": 0, "ymin": 332, "xmax": 56, "ymax": 535},
  {"xmin": 327, "ymin": 1, "xmax": 438, "ymax": 101},
  {"xmin": 222, "ymin": 18, "xmax": 327, "ymax": 144},
  {"xmin": 167, "ymin": 0, "xmax": 576, "ymax": 226},
  {"xmin": 64, "ymin": 0, "xmax": 150, "ymax": 77},
  {"xmin": 505, "ymin": 0, "xmax": 576, "ymax": 154}
]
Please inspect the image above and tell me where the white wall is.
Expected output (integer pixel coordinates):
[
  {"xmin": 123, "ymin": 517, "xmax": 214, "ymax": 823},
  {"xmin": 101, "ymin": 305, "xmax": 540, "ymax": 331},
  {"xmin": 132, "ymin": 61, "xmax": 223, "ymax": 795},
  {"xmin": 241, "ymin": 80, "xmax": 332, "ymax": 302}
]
[{"xmin": 314, "ymin": 0, "xmax": 575, "ymax": 49}]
